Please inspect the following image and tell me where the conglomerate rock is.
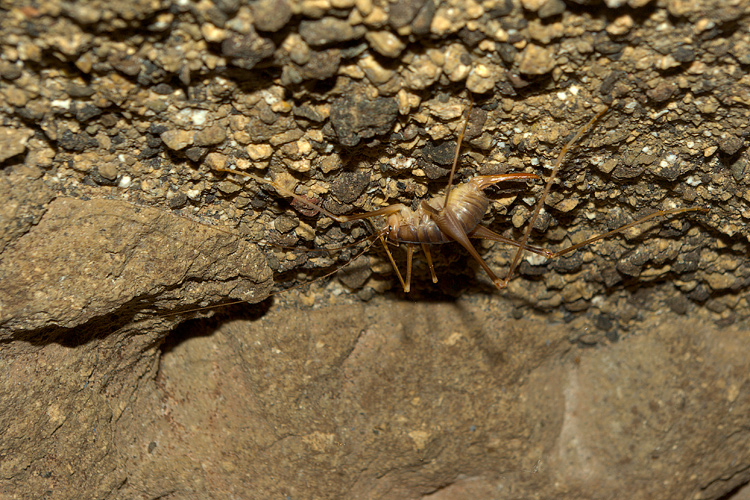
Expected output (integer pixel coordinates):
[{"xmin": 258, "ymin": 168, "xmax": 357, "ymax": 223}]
[{"xmin": 0, "ymin": 0, "xmax": 748, "ymax": 498}]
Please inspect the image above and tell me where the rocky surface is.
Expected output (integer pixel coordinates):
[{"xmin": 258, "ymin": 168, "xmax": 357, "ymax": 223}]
[{"xmin": 0, "ymin": 0, "xmax": 749, "ymax": 498}]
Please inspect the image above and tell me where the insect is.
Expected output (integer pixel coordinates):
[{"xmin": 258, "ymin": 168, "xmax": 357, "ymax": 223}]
[{"xmin": 218, "ymin": 98, "xmax": 707, "ymax": 294}]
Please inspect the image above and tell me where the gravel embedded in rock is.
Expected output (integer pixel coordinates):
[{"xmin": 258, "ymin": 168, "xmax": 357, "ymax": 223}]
[
  {"xmin": 299, "ymin": 49, "xmax": 342, "ymax": 80},
  {"xmin": 299, "ymin": 17, "xmax": 367, "ymax": 47},
  {"xmin": 331, "ymin": 171, "xmax": 370, "ymax": 204},
  {"xmin": 151, "ymin": 83, "xmax": 173, "ymax": 95},
  {"xmin": 273, "ymin": 214, "xmax": 299, "ymax": 233},
  {"xmin": 647, "ymin": 81, "xmax": 677, "ymax": 102},
  {"xmin": 167, "ymin": 191, "xmax": 188, "ymax": 209},
  {"xmin": 97, "ymin": 162, "xmax": 118, "ymax": 181},
  {"xmin": 161, "ymin": 129, "xmax": 194, "ymax": 151},
  {"xmin": 412, "ymin": 0, "xmax": 436, "ymax": 35},
  {"xmin": 58, "ymin": 130, "xmax": 96, "ymax": 152},
  {"xmin": 388, "ymin": 0, "xmax": 429, "ymax": 28},
  {"xmin": 466, "ymin": 63, "xmax": 498, "ymax": 93},
  {"xmin": 538, "ymin": 0, "xmax": 566, "ymax": 17},
  {"xmin": 403, "ymin": 54, "xmax": 442, "ymax": 89},
  {"xmin": 719, "ymin": 135, "xmax": 743, "ymax": 156},
  {"xmin": 330, "ymin": 92, "xmax": 398, "ymax": 147},
  {"xmin": 365, "ymin": 31, "xmax": 405, "ymax": 58},
  {"xmin": 5, "ymin": 87, "xmax": 27, "ymax": 107},
  {"xmin": 518, "ymin": 44, "xmax": 556, "ymax": 75},
  {"xmin": 359, "ymin": 54, "xmax": 395, "ymax": 85},
  {"xmin": 251, "ymin": 0, "xmax": 292, "ymax": 32},
  {"xmin": 218, "ymin": 180, "xmax": 241, "ymax": 195},
  {"xmin": 443, "ymin": 43, "xmax": 472, "ymax": 81},
  {"xmin": 221, "ymin": 30, "xmax": 275, "ymax": 69},
  {"xmin": 318, "ymin": 153, "xmax": 343, "ymax": 173},
  {"xmin": 195, "ymin": 125, "xmax": 227, "ymax": 147},
  {"xmin": 246, "ymin": 143, "xmax": 273, "ymax": 161},
  {"xmin": 337, "ymin": 260, "xmax": 372, "ymax": 289},
  {"xmin": 109, "ymin": 54, "xmax": 141, "ymax": 76},
  {"xmin": 293, "ymin": 104, "xmax": 326, "ymax": 123},
  {"xmin": 75, "ymin": 104, "xmax": 102, "ymax": 122},
  {"xmin": 67, "ymin": 84, "xmax": 94, "ymax": 98},
  {"xmin": 520, "ymin": 0, "xmax": 551, "ymax": 11},
  {"xmin": 488, "ymin": 0, "xmax": 515, "ymax": 17},
  {"xmin": 185, "ymin": 147, "xmax": 206, "ymax": 162},
  {"xmin": 0, "ymin": 127, "xmax": 34, "ymax": 162},
  {"xmin": 205, "ymin": 152, "xmax": 227, "ymax": 170},
  {"xmin": 593, "ymin": 33, "xmax": 625, "ymax": 55},
  {"xmin": 0, "ymin": 61, "xmax": 22, "ymax": 80},
  {"xmin": 611, "ymin": 158, "xmax": 646, "ymax": 181},
  {"xmin": 421, "ymin": 140, "xmax": 456, "ymax": 167},
  {"xmin": 616, "ymin": 248, "xmax": 650, "ymax": 277},
  {"xmin": 705, "ymin": 272, "xmax": 738, "ymax": 291}
]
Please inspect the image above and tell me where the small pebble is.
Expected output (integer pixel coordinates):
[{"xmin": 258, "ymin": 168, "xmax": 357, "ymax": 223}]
[
  {"xmin": 365, "ymin": 31, "xmax": 405, "ymax": 57},
  {"xmin": 251, "ymin": 0, "xmax": 293, "ymax": 32},
  {"xmin": 185, "ymin": 147, "xmax": 207, "ymax": 162},
  {"xmin": 167, "ymin": 191, "xmax": 188, "ymax": 209},
  {"xmin": 299, "ymin": 17, "xmax": 367, "ymax": 46},
  {"xmin": 360, "ymin": 55, "xmax": 394, "ymax": 85},
  {"xmin": 466, "ymin": 63, "xmax": 497, "ymax": 93},
  {"xmin": 204, "ymin": 152, "xmax": 227, "ymax": 170},
  {"xmin": 403, "ymin": 54, "xmax": 441, "ymax": 90},
  {"xmin": 247, "ymin": 144, "xmax": 274, "ymax": 161},
  {"xmin": 0, "ymin": 127, "xmax": 34, "ymax": 162},
  {"xmin": 719, "ymin": 135, "xmax": 743, "ymax": 156},
  {"xmin": 194, "ymin": 124, "xmax": 227, "ymax": 146},
  {"xmin": 97, "ymin": 162, "xmax": 118, "ymax": 181},
  {"xmin": 443, "ymin": 43, "xmax": 471, "ymax": 82},
  {"xmin": 273, "ymin": 215, "xmax": 299, "ymax": 233},
  {"xmin": 161, "ymin": 129, "xmax": 194, "ymax": 151},
  {"xmin": 518, "ymin": 44, "xmax": 556, "ymax": 75},
  {"xmin": 218, "ymin": 180, "xmax": 241, "ymax": 195}
]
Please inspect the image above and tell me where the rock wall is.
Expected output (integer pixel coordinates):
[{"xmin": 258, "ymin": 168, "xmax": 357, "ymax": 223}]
[{"xmin": 0, "ymin": 0, "xmax": 748, "ymax": 498}]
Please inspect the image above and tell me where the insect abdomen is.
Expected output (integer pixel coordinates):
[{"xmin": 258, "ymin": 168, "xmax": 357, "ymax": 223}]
[{"xmin": 391, "ymin": 183, "xmax": 490, "ymax": 245}]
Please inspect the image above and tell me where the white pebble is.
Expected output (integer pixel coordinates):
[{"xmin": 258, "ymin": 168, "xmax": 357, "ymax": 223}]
[{"xmin": 686, "ymin": 176, "xmax": 701, "ymax": 186}]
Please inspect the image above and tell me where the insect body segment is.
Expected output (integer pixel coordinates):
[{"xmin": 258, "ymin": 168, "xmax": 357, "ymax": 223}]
[
  {"xmin": 403, "ymin": 173, "xmax": 542, "ymax": 291},
  {"xmin": 396, "ymin": 173, "xmax": 534, "ymax": 245},
  {"xmin": 218, "ymin": 168, "xmax": 540, "ymax": 291}
]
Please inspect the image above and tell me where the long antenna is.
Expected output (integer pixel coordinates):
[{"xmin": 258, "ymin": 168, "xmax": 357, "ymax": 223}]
[{"xmin": 443, "ymin": 95, "xmax": 474, "ymax": 206}]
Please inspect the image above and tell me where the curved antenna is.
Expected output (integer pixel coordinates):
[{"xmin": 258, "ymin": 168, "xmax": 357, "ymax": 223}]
[{"xmin": 443, "ymin": 96, "xmax": 474, "ymax": 207}]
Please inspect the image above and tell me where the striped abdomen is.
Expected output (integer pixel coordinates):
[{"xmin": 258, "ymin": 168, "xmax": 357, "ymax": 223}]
[{"xmin": 388, "ymin": 181, "xmax": 490, "ymax": 244}]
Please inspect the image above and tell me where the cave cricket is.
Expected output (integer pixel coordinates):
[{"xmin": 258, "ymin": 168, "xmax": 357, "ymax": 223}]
[{"xmin": 213, "ymin": 97, "xmax": 706, "ymax": 297}]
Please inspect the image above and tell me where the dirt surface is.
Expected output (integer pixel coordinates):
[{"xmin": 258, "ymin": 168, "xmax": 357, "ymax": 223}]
[{"xmin": 1, "ymin": 0, "xmax": 749, "ymax": 498}]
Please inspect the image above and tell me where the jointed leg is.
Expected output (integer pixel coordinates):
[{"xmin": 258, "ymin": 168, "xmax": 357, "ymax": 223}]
[
  {"xmin": 541, "ymin": 206, "xmax": 708, "ymax": 259},
  {"xmin": 469, "ymin": 225, "xmax": 555, "ymax": 258},
  {"xmin": 378, "ymin": 240, "xmax": 437, "ymax": 292},
  {"xmin": 421, "ymin": 243, "xmax": 438, "ymax": 284},
  {"xmin": 379, "ymin": 234, "xmax": 408, "ymax": 292},
  {"xmin": 219, "ymin": 167, "xmax": 423, "ymax": 290},
  {"xmin": 432, "ymin": 207, "xmax": 705, "ymax": 290},
  {"xmin": 216, "ymin": 167, "xmax": 349, "ymax": 222},
  {"xmin": 502, "ymin": 106, "xmax": 609, "ymax": 288},
  {"xmin": 405, "ymin": 245, "xmax": 415, "ymax": 293}
]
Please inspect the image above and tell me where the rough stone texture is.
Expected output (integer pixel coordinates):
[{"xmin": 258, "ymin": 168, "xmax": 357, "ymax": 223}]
[
  {"xmin": 0, "ymin": 197, "xmax": 272, "ymax": 337},
  {"xmin": 1, "ymin": 0, "xmax": 749, "ymax": 498},
  {"xmin": 330, "ymin": 88, "xmax": 400, "ymax": 146},
  {"xmin": 0, "ymin": 126, "xmax": 33, "ymax": 162},
  {"xmin": 102, "ymin": 300, "xmax": 750, "ymax": 499}
]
